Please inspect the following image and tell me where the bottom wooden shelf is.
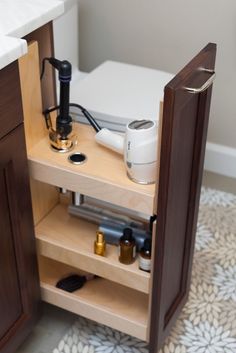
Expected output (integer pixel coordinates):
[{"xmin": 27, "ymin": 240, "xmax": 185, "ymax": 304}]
[{"xmin": 38, "ymin": 256, "xmax": 149, "ymax": 341}]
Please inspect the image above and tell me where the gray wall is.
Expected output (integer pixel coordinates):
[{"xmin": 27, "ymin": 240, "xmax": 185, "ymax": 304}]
[
  {"xmin": 53, "ymin": 1, "xmax": 79, "ymax": 72},
  {"xmin": 79, "ymin": 0, "xmax": 236, "ymax": 149}
]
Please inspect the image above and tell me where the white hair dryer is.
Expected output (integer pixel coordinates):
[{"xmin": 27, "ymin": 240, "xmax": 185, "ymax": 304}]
[{"xmin": 95, "ymin": 119, "xmax": 158, "ymax": 184}]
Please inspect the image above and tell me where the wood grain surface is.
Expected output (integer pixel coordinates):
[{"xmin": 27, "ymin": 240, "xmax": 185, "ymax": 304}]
[
  {"xmin": 149, "ymin": 43, "xmax": 217, "ymax": 352},
  {"xmin": 39, "ymin": 256, "xmax": 148, "ymax": 341},
  {"xmin": 36, "ymin": 203, "xmax": 150, "ymax": 293}
]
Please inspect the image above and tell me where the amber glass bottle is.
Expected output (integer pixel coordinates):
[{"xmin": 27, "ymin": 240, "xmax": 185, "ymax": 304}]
[
  {"xmin": 119, "ymin": 228, "xmax": 136, "ymax": 264},
  {"xmin": 139, "ymin": 238, "xmax": 152, "ymax": 272}
]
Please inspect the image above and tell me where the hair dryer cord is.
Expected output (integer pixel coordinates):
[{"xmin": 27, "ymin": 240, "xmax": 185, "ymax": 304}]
[{"xmin": 43, "ymin": 103, "xmax": 101, "ymax": 133}]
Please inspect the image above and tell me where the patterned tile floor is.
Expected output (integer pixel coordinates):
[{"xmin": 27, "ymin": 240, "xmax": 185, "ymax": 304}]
[{"xmin": 17, "ymin": 186, "xmax": 236, "ymax": 353}]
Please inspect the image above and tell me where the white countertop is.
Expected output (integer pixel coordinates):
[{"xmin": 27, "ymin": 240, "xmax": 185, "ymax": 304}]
[
  {"xmin": 0, "ymin": 0, "xmax": 65, "ymax": 70},
  {"xmin": 0, "ymin": 36, "xmax": 27, "ymax": 70}
]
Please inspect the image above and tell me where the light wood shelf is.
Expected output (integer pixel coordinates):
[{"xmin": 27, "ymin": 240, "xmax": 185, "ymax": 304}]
[
  {"xmin": 39, "ymin": 256, "xmax": 149, "ymax": 341},
  {"xmin": 28, "ymin": 122, "xmax": 155, "ymax": 215},
  {"xmin": 35, "ymin": 203, "xmax": 150, "ymax": 294}
]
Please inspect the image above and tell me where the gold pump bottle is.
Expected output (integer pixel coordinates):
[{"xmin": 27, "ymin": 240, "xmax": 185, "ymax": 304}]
[{"xmin": 94, "ymin": 231, "xmax": 106, "ymax": 256}]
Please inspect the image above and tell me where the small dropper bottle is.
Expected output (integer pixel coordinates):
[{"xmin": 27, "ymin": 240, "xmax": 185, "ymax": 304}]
[
  {"xmin": 139, "ymin": 238, "xmax": 152, "ymax": 272},
  {"xmin": 119, "ymin": 228, "xmax": 136, "ymax": 264},
  {"xmin": 94, "ymin": 231, "xmax": 106, "ymax": 256}
]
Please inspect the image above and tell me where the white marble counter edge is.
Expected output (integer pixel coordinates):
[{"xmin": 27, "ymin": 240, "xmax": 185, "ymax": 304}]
[
  {"xmin": 2, "ymin": 1, "xmax": 64, "ymax": 38},
  {"xmin": 0, "ymin": 0, "xmax": 78, "ymax": 70},
  {"xmin": 0, "ymin": 0, "xmax": 67, "ymax": 70},
  {"xmin": 0, "ymin": 36, "xmax": 27, "ymax": 71}
]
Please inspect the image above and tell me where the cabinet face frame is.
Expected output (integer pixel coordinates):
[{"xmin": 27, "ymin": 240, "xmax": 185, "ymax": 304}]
[
  {"xmin": 0, "ymin": 62, "xmax": 23, "ymax": 140},
  {"xmin": 0, "ymin": 136, "xmax": 23, "ymax": 344},
  {"xmin": 149, "ymin": 43, "xmax": 217, "ymax": 352}
]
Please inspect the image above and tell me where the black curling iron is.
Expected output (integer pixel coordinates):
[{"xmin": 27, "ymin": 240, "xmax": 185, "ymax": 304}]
[
  {"xmin": 41, "ymin": 57, "xmax": 101, "ymax": 152},
  {"xmin": 41, "ymin": 57, "xmax": 125, "ymax": 155}
]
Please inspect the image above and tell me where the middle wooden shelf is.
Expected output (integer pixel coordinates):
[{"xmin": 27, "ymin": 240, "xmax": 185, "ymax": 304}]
[{"xmin": 35, "ymin": 202, "xmax": 150, "ymax": 294}]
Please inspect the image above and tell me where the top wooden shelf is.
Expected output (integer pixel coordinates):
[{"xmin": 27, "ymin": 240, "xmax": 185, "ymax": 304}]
[
  {"xmin": 28, "ymin": 123, "xmax": 156, "ymax": 215},
  {"xmin": 19, "ymin": 42, "xmax": 156, "ymax": 215}
]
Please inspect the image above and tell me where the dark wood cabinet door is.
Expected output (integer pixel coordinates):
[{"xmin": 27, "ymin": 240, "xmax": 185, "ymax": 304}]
[
  {"xmin": 149, "ymin": 43, "xmax": 217, "ymax": 352},
  {"xmin": 0, "ymin": 125, "xmax": 40, "ymax": 353}
]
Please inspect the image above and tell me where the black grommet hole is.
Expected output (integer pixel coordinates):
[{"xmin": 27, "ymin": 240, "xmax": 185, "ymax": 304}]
[{"xmin": 68, "ymin": 152, "xmax": 87, "ymax": 165}]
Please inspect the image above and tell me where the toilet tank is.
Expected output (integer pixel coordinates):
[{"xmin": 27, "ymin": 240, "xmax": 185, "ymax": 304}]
[{"xmin": 52, "ymin": 2, "xmax": 174, "ymax": 132}]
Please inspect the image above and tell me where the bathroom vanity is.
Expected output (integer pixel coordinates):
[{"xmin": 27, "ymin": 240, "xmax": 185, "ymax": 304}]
[{"xmin": 0, "ymin": 4, "xmax": 216, "ymax": 353}]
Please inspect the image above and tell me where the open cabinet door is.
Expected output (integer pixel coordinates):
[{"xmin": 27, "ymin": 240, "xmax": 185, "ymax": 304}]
[{"xmin": 149, "ymin": 43, "xmax": 217, "ymax": 352}]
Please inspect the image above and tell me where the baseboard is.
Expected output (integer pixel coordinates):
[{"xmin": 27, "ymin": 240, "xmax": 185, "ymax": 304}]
[{"xmin": 204, "ymin": 142, "xmax": 236, "ymax": 179}]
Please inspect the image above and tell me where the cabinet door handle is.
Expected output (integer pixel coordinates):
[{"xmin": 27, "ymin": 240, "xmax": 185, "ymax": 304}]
[{"xmin": 184, "ymin": 68, "xmax": 216, "ymax": 93}]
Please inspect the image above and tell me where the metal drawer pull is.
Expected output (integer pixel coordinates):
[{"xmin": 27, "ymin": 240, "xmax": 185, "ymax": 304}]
[{"xmin": 185, "ymin": 68, "xmax": 216, "ymax": 94}]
